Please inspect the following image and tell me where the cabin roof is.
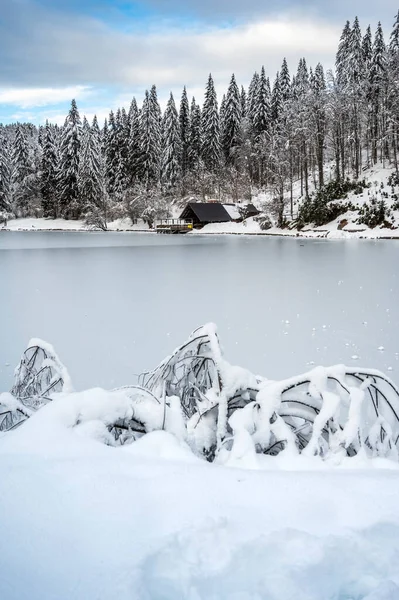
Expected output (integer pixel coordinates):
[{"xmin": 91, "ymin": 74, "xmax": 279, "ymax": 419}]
[
  {"xmin": 180, "ymin": 203, "xmax": 232, "ymax": 223},
  {"xmin": 222, "ymin": 204, "xmax": 241, "ymax": 220}
]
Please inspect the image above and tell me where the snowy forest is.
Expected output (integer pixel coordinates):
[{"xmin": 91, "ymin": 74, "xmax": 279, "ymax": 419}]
[{"xmin": 1, "ymin": 13, "xmax": 399, "ymax": 229}]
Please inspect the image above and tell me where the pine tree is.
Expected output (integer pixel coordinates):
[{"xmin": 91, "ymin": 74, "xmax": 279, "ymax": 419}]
[
  {"xmin": 222, "ymin": 73, "xmax": 242, "ymax": 164},
  {"xmin": 58, "ymin": 99, "xmax": 81, "ymax": 218},
  {"xmin": 161, "ymin": 93, "xmax": 182, "ymax": 189},
  {"xmin": 12, "ymin": 125, "xmax": 31, "ymax": 181},
  {"xmin": 348, "ymin": 17, "xmax": 364, "ymax": 86},
  {"xmin": 114, "ymin": 108, "xmax": 126, "ymax": 196},
  {"xmin": 79, "ymin": 115, "xmax": 104, "ymax": 211},
  {"xmin": 0, "ymin": 140, "xmax": 11, "ymax": 213},
  {"xmin": 140, "ymin": 87, "xmax": 162, "ymax": 186},
  {"xmin": 362, "ymin": 25, "xmax": 373, "ymax": 76},
  {"xmin": 311, "ymin": 63, "xmax": 326, "ymax": 186},
  {"xmin": 271, "ymin": 72, "xmax": 282, "ymax": 121},
  {"xmin": 253, "ymin": 66, "xmax": 271, "ymax": 137},
  {"xmin": 201, "ymin": 74, "xmax": 221, "ymax": 172},
  {"xmin": 336, "ymin": 20, "xmax": 352, "ymax": 88},
  {"xmin": 240, "ymin": 86, "xmax": 247, "ymax": 119},
  {"xmin": 247, "ymin": 71, "xmax": 259, "ymax": 128},
  {"xmin": 127, "ymin": 98, "xmax": 141, "ymax": 185},
  {"xmin": 105, "ymin": 110, "xmax": 118, "ymax": 196},
  {"xmin": 41, "ymin": 121, "xmax": 59, "ymax": 217},
  {"xmin": 179, "ymin": 87, "xmax": 190, "ymax": 179},
  {"xmin": 370, "ymin": 22, "xmax": 387, "ymax": 163},
  {"xmin": 188, "ymin": 97, "xmax": 201, "ymax": 171},
  {"xmin": 280, "ymin": 58, "xmax": 291, "ymax": 102},
  {"xmin": 389, "ymin": 10, "xmax": 399, "ymax": 55}
]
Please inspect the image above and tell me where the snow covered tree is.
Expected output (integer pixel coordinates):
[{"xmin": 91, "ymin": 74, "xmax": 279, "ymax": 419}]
[
  {"xmin": 246, "ymin": 71, "xmax": 259, "ymax": 129},
  {"xmin": 126, "ymin": 98, "xmax": 142, "ymax": 186},
  {"xmin": 253, "ymin": 66, "xmax": 271, "ymax": 137},
  {"xmin": 0, "ymin": 139, "xmax": 11, "ymax": 213},
  {"xmin": 222, "ymin": 74, "xmax": 242, "ymax": 164},
  {"xmin": 240, "ymin": 86, "xmax": 247, "ymax": 119},
  {"xmin": 79, "ymin": 116, "xmax": 104, "ymax": 211},
  {"xmin": 336, "ymin": 20, "xmax": 352, "ymax": 89},
  {"xmin": 161, "ymin": 92, "xmax": 181, "ymax": 189},
  {"xmin": 280, "ymin": 58, "xmax": 291, "ymax": 102},
  {"xmin": 188, "ymin": 97, "xmax": 201, "ymax": 172},
  {"xmin": 179, "ymin": 87, "xmax": 190, "ymax": 180},
  {"xmin": 310, "ymin": 63, "xmax": 327, "ymax": 187},
  {"xmin": 271, "ymin": 72, "xmax": 282, "ymax": 122},
  {"xmin": 41, "ymin": 121, "xmax": 59, "ymax": 217},
  {"xmin": 201, "ymin": 74, "xmax": 221, "ymax": 173},
  {"xmin": 58, "ymin": 99, "xmax": 81, "ymax": 218},
  {"xmin": 12, "ymin": 125, "xmax": 31, "ymax": 182},
  {"xmin": 370, "ymin": 22, "xmax": 387, "ymax": 163},
  {"xmin": 140, "ymin": 87, "xmax": 162, "ymax": 187},
  {"xmin": 105, "ymin": 111, "xmax": 119, "ymax": 197}
]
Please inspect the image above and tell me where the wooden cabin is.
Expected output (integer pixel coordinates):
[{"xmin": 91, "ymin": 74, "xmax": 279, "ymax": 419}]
[{"xmin": 179, "ymin": 202, "xmax": 259, "ymax": 228}]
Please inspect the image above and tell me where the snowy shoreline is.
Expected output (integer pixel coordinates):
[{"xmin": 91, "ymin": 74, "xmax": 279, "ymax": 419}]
[{"xmin": 2, "ymin": 220, "xmax": 399, "ymax": 240}]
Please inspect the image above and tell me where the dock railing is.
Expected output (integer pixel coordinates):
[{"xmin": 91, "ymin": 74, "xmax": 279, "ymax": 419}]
[{"xmin": 155, "ymin": 219, "xmax": 193, "ymax": 233}]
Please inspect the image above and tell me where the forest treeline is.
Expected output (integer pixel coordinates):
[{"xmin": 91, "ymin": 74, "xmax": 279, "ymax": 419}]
[{"xmin": 1, "ymin": 13, "xmax": 399, "ymax": 228}]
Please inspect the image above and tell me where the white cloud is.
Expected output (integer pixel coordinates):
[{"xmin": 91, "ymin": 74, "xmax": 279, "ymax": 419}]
[
  {"xmin": 0, "ymin": 8, "xmax": 342, "ymax": 123},
  {"xmin": 0, "ymin": 86, "xmax": 92, "ymax": 108}
]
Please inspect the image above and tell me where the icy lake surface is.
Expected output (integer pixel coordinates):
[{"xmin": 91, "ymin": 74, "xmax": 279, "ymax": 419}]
[{"xmin": 0, "ymin": 231, "xmax": 398, "ymax": 391}]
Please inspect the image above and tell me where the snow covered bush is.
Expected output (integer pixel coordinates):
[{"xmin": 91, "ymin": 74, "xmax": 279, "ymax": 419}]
[
  {"xmin": 297, "ymin": 179, "xmax": 367, "ymax": 227},
  {"xmin": 358, "ymin": 196, "xmax": 392, "ymax": 228},
  {"xmin": 253, "ymin": 212, "xmax": 273, "ymax": 230},
  {"xmin": 2, "ymin": 326, "xmax": 399, "ymax": 467}
]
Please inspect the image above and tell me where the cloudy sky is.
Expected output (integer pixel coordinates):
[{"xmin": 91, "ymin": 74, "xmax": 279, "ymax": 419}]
[{"xmin": 0, "ymin": 0, "xmax": 398, "ymax": 125}]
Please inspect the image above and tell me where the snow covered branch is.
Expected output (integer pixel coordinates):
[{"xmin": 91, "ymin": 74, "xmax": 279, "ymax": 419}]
[{"xmin": 2, "ymin": 325, "xmax": 399, "ymax": 465}]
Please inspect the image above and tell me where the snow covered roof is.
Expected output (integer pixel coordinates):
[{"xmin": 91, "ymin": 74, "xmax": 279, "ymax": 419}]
[{"xmin": 222, "ymin": 204, "xmax": 241, "ymax": 220}]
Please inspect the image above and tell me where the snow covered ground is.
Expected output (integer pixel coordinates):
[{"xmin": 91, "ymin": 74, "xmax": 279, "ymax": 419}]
[
  {"xmin": 1, "ymin": 401, "xmax": 399, "ymax": 600},
  {"xmin": 0, "ymin": 217, "xmax": 150, "ymax": 232}
]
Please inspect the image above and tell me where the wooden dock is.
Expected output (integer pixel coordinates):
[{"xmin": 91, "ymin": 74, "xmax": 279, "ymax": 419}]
[{"xmin": 155, "ymin": 219, "xmax": 193, "ymax": 234}]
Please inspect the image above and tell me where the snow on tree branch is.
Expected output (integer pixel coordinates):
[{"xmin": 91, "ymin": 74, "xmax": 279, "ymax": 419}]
[{"xmin": 2, "ymin": 325, "xmax": 399, "ymax": 466}]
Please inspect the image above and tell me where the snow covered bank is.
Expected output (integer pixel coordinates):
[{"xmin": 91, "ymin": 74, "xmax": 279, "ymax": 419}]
[
  {"xmin": 195, "ymin": 221, "xmax": 399, "ymax": 238},
  {"xmin": 2, "ymin": 328, "xmax": 399, "ymax": 599},
  {"xmin": 0, "ymin": 217, "xmax": 151, "ymax": 232},
  {"xmin": 1, "ymin": 403, "xmax": 399, "ymax": 600},
  {"xmin": 4, "ymin": 216, "xmax": 398, "ymax": 239}
]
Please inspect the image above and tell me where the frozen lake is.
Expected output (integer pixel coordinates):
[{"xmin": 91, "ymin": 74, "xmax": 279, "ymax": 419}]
[{"xmin": 0, "ymin": 231, "xmax": 398, "ymax": 392}]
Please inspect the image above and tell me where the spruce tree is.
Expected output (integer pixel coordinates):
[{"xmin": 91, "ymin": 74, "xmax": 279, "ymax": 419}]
[
  {"xmin": 188, "ymin": 97, "xmax": 201, "ymax": 171},
  {"xmin": 161, "ymin": 92, "xmax": 182, "ymax": 189},
  {"xmin": 105, "ymin": 110, "xmax": 118, "ymax": 196},
  {"xmin": 247, "ymin": 71, "xmax": 259, "ymax": 128},
  {"xmin": 58, "ymin": 99, "xmax": 81, "ymax": 218},
  {"xmin": 240, "ymin": 86, "xmax": 247, "ymax": 119},
  {"xmin": 253, "ymin": 66, "xmax": 271, "ymax": 137},
  {"xmin": 222, "ymin": 73, "xmax": 242, "ymax": 164},
  {"xmin": 179, "ymin": 87, "xmax": 190, "ymax": 179},
  {"xmin": 271, "ymin": 72, "xmax": 282, "ymax": 121},
  {"xmin": 12, "ymin": 125, "xmax": 31, "ymax": 181},
  {"xmin": 336, "ymin": 20, "xmax": 352, "ymax": 88},
  {"xmin": 127, "ymin": 98, "xmax": 141, "ymax": 185},
  {"xmin": 201, "ymin": 74, "xmax": 221, "ymax": 172},
  {"xmin": 280, "ymin": 58, "xmax": 291, "ymax": 102},
  {"xmin": 41, "ymin": 120, "xmax": 59, "ymax": 217},
  {"xmin": 362, "ymin": 25, "xmax": 373, "ymax": 72},
  {"xmin": 140, "ymin": 87, "xmax": 162, "ymax": 186},
  {"xmin": 390, "ymin": 10, "xmax": 399, "ymax": 55},
  {"xmin": 348, "ymin": 17, "xmax": 364, "ymax": 86},
  {"xmin": 79, "ymin": 115, "xmax": 104, "ymax": 212},
  {"xmin": 0, "ymin": 140, "xmax": 11, "ymax": 213}
]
